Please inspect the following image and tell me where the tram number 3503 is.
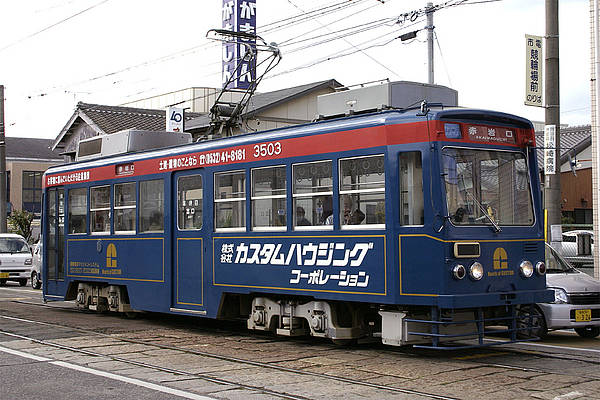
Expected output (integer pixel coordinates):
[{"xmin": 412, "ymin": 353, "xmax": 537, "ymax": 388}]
[{"xmin": 253, "ymin": 141, "xmax": 282, "ymax": 158}]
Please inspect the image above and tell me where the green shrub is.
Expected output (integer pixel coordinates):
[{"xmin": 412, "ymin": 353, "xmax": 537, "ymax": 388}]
[{"xmin": 8, "ymin": 210, "xmax": 34, "ymax": 243}]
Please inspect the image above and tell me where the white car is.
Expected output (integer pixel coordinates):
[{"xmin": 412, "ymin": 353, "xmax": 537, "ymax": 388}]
[
  {"xmin": 0, "ymin": 233, "xmax": 33, "ymax": 287},
  {"xmin": 31, "ymin": 241, "xmax": 42, "ymax": 289},
  {"xmin": 524, "ymin": 244, "xmax": 600, "ymax": 339},
  {"xmin": 559, "ymin": 230, "xmax": 593, "ymax": 268}
]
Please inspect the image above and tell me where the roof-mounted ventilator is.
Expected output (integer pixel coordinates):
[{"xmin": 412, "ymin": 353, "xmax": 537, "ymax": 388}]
[{"xmin": 206, "ymin": 29, "xmax": 281, "ymax": 137}]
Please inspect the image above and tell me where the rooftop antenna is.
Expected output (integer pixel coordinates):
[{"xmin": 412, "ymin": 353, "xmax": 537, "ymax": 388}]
[{"xmin": 206, "ymin": 29, "xmax": 281, "ymax": 137}]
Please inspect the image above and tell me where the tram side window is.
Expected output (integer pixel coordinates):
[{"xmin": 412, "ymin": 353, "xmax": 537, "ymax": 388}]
[
  {"xmin": 178, "ymin": 175, "xmax": 203, "ymax": 230},
  {"xmin": 399, "ymin": 152, "xmax": 424, "ymax": 225},
  {"xmin": 114, "ymin": 182, "xmax": 136, "ymax": 233},
  {"xmin": 90, "ymin": 186, "xmax": 110, "ymax": 234},
  {"xmin": 68, "ymin": 188, "xmax": 87, "ymax": 234},
  {"xmin": 292, "ymin": 160, "xmax": 333, "ymax": 229},
  {"xmin": 214, "ymin": 171, "xmax": 245, "ymax": 231},
  {"xmin": 252, "ymin": 166, "xmax": 286, "ymax": 230},
  {"xmin": 140, "ymin": 180, "xmax": 164, "ymax": 233},
  {"xmin": 339, "ymin": 155, "xmax": 385, "ymax": 228}
]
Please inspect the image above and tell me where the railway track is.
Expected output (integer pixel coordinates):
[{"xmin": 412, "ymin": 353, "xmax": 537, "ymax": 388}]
[
  {"xmin": 1, "ymin": 298, "xmax": 599, "ymax": 399},
  {"xmin": 0, "ymin": 313, "xmax": 457, "ymax": 400}
]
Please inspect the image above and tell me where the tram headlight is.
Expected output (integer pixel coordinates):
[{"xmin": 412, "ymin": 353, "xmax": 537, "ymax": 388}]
[
  {"xmin": 535, "ymin": 261, "xmax": 546, "ymax": 275},
  {"xmin": 519, "ymin": 260, "xmax": 534, "ymax": 278},
  {"xmin": 469, "ymin": 262, "xmax": 484, "ymax": 280},
  {"xmin": 452, "ymin": 264, "xmax": 466, "ymax": 280}
]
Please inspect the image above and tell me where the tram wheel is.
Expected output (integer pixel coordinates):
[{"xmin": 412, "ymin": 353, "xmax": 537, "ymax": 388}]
[{"xmin": 575, "ymin": 327, "xmax": 600, "ymax": 338}]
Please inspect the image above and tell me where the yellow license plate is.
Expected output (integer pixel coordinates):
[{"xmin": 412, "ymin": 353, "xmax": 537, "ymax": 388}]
[
  {"xmin": 575, "ymin": 309, "xmax": 592, "ymax": 322},
  {"xmin": 0, "ymin": 272, "xmax": 8, "ymax": 279}
]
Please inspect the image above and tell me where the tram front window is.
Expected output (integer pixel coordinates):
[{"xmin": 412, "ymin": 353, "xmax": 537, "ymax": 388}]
[{"xmin": 442, "ymin": 147, "xmax": 534, "ymax": 226}]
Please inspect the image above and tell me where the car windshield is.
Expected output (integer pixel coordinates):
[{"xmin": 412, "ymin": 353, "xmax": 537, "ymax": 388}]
[
  {"xmin": 442, "ymin": 147, "xmax": 534, "ymax": 226},
  {"xmin": 545, "ymin": 244, "xmax": 577, "ymax": 274},
  {"xmin": 0, "ymin": 238, "xmax": 30, "ymax": 253}
]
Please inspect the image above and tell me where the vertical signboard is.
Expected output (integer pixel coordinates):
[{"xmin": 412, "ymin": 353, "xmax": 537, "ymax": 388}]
[
  {"xmin": 166, "ymin": 107, "xmax": 184, "ymax": 132},
  {"xmin": 222, "ymin": 0, "xmax": 257, "ymax": 90},
  {"xmin": 544, "ymin": 124, "xmax": 556, "ymax": 175},
  {"xmin": 525, "ymin": 34, "xmax": 543, "ymax": 107}
]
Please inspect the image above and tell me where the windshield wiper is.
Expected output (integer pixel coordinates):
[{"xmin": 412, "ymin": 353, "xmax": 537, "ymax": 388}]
[{"xmin": 463, "ymin": 189, "xmax": 502, "ymax": 233}]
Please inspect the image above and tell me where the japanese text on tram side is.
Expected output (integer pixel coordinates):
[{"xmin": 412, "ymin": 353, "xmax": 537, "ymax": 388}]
[
  {"xmin": 47, "ymin": 171, "xmax": 90, "ymax": 186},
  {"xmin": 158, "ymin": 141, "xmax": 283, "ymax": 171},
  {"xmin": 219, "ymin": 242, "xmax": 373, "ymax": 288}
]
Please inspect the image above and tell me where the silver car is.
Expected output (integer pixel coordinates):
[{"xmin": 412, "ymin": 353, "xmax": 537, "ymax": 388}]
[
  {"xmin": 526, "ymin": 244, "xmax": 600, "ymax": 338},
  {"xmin": 31, "ymin": 241, "xmax": 42, "ymax": 289}
]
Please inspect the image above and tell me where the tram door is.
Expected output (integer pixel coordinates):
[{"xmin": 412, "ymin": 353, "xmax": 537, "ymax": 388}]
[
  {"xmin": 171, "ymin": 170, "xmax": 206, "ymax": 313},
  {"xmin": 45, "ymin": 187, "xmax": 66, "ymax": 295}
]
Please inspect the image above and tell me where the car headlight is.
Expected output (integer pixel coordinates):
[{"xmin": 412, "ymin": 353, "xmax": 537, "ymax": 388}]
[
  {"xmin": 24, "ymin": 258, "xmax": 32, "ymax": 266},
  {"xmin": 551, "ymin": 287, "xmax": 568, "ymax": 304},
  {"xmin": 519, "ymin": 260, "xmax": 534, "ymax": 278},
  {"xmin": 452, "ymin": 264, "xmax": 466, "ymax": 280},
  {"xmin": 469, "ymin": 262, "xmax": 484, "ymax": 280}
]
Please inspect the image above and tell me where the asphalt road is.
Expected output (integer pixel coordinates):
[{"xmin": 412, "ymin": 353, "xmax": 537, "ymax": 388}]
[{"xmin": 0, "ymin": 283, "xmax": 599, "ymax": 400}]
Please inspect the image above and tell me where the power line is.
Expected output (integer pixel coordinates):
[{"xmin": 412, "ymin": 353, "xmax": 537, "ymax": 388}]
[
  {"xmin": 0, "ymin": 0, "xmax": 110, "ymax": 54},
  {"xmin": 285, "ymin": 0, "xmax": 400, "ymax": 79}
]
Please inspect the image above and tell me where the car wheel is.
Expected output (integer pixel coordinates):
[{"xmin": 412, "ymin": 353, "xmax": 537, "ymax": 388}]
[
  {"xmin": 0, "ymin": 279, "xmax": 6, "ymax": 286},
  {"xmin": 516, "ymin": 304, "xmax": 547, "ymax": 338},
  {"xmin": 31, "ymin": 272, "xmax": 41, "ymax": 289},
  {"xmin": 18, "ymin": 278, "xmax": 27, "ymax": 287},
  {"xmin": 575, "ymin": 326, "xmax": 600, "ymax": 338}
]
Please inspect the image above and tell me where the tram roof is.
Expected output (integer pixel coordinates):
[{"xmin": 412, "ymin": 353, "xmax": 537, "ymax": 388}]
[{"xmin": 45, "ymin": 106, "xmax": 533, "ymax": 175}]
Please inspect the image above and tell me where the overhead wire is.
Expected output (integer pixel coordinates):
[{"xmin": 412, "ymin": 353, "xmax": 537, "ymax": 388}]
[
  {"xmin": 22, "ymin": 0, "xmax": 367, "ymax": 99},
  {"xmin": 23, "ymin": 0, "xmax": 474, "ymax": 107},
  {"xmin": 0, "ymin": 0, "xmax": 111, "ymax": 54},
  {"xmin": 284, "ymin": 0, "xmax": 400, "ymax": 78},
  {"xmin": 143, "ymin": 0, "xmax": 467, "ymax": 110}
]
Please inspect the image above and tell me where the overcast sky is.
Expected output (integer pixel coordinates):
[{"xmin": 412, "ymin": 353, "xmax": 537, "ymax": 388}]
[{"xmin": 0, "ymin": 0, "xmax": 591, "ymax": 139}]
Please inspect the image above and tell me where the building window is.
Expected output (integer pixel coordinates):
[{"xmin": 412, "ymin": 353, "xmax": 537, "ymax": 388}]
[
  {"xmin": 114, "ymin": 182, "xmax": 136, "ymax": 233},
  {"xmin": 252, "ymin": 166, "xmax": 286, "ymax": 230},
  {"xmin": 399, "ymin": 152, "xmax": 424, "ymax": 225},
  {"xmin": 68, "ymin": 188, "xmax": 87, "ymax": 234},
  {"xmin": 339, "ymin": 155, "xmax": 385, "ymax": 228},
  {"xmin": 140, "ymin": 180, "xmax": 164, "ymax": 233},
  {"xmin": 292, "ymin": 160, "xmax": 333, "ymax": 229},
  {"xmin": 22, "ymin": 171, "xmax": 42, "ymax": 214},
  {"xmin": 178, "ymin": 175, "xmax": 203, "ymax": 230},
  {"xmin": 215, "ymin": 171, "xmax": 246, "ymax": 231},
  {"xmin": 90, "ymin": 186, "xmax": 110, "ymax": 234}
]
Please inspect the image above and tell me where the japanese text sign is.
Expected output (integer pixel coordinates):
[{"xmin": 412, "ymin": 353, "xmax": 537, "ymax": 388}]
[
  {"xmin": 222, "ymin": 0, "xmax": 257, "ymax": 90},
  {"xmin": 544, "ymin": 124, "xmax": 556, "ymax": 175},
  {"xmin": 525, "ymin": 34, "xmax": 543, "ymax": 107}
]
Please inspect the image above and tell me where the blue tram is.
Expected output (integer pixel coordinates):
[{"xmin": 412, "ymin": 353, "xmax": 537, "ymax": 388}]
[{"xmin": 42, "ymin": 105, "xmax": 553, "ymax": 348}]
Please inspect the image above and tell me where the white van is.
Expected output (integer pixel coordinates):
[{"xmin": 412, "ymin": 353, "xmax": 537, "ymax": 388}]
[{"xmin": 0, "ymin": 233, "xmax": 33, "ymax": 286}]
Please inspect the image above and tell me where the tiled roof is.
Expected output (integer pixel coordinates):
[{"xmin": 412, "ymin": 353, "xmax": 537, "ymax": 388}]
[
  {"xmin": 244, "ymin": 79, "xmax": 342, "ymax": 115},
  {"xmin": 535, "ymin": 125, "xmax": 591, "ymax": 168},
  {"xmin": 186, "ymin": 79, "xmax": 342, "ymax": 130},
  {"xmin": 53, "ymin": 102, "xmax": 204, "ymax": 151},
  {"xmin": 6, "ymin": 137, "xmax": 62, "ymax": 161},
  {"xmin": 76, "ymin": 103, "xmax": 203, "ymax": 134}
]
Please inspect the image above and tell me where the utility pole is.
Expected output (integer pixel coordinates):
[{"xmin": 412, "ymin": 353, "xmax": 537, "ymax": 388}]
[
  {"xmin": 426, "ymin": 2, "xmax": 434, "ymax": 84},
  {"xmin": 544, "ymin": 0, "xmax": 560, "ymax": 241},
  {"xmin": 0, "ymin": 86, "xmax": 7, "ymax": 233},
  {"xmin": 591, "ymin": 0, "xmax": 600, "ymax": 279}
]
